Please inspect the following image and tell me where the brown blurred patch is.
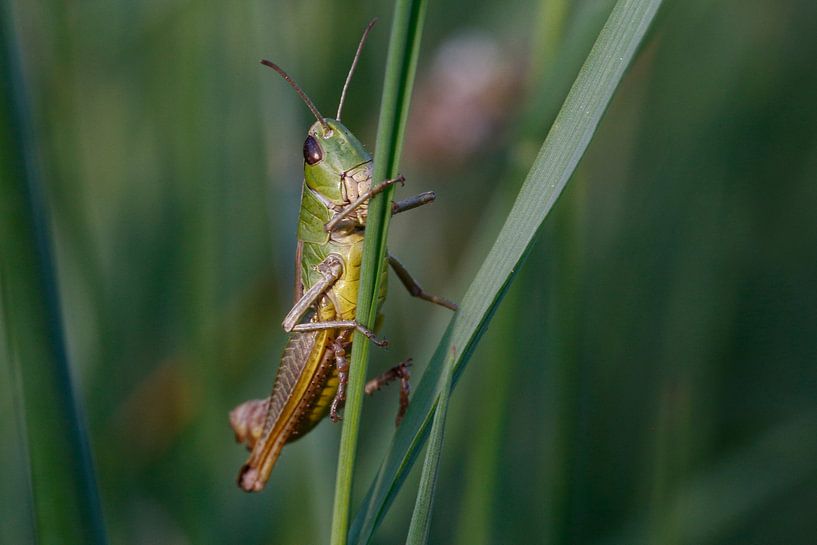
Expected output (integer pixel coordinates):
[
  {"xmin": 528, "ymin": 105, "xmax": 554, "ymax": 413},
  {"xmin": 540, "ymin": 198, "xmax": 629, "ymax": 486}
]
[
  {"xmin": 112, "ymin": 357, "xmax": 201, "ymax": 459},
  {"xmin": 110, "ymin": 268, "xmax": 283, "ymax": 460},
  {"xmin": 406, "ymin": 32, "xmax": 524, "ymax": 168}
]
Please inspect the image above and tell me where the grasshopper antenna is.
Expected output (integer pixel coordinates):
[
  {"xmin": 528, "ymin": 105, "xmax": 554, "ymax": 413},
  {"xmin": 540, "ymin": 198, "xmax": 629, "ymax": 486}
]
[
  {"xmin": 261, "ymin": 60, "xmax": 330, "ymax": 134},
  {"xmin": 336, "ymin": 17, "xmax": 378, "ymax": 121}
]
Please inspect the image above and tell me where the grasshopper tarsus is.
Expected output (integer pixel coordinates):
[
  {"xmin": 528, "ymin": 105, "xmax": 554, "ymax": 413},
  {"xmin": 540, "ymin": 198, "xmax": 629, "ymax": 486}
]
[
  {"xmin": 352, "ymin": 322, "xmax": 388, "ymax": 347},
  {"xmin": 330, "ymin": 409, "xmax": 343, "ymax": 423},
  {"xmin": 392, "ymin": 191, "xmax": 436, "ymax": 216}
]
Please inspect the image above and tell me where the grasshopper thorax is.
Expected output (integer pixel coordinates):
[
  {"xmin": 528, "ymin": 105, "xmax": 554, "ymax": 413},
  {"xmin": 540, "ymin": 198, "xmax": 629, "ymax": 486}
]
[{"xmin": 303, "ymin": 118, "xmax": 373, "ymax": 209}]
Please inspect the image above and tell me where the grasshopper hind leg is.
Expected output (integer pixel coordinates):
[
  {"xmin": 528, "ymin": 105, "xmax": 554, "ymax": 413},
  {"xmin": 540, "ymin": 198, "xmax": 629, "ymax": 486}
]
[
  {"xmin": 365, "ymin": 359, "xmax": 412, "ymax": 426},
  {"xmin": 328, "ymin": 341, "xmax": 413, "ymax": 426},
  {"xmin": 329, "ymin": 332, "xmax": 353, "ymax": 422}
]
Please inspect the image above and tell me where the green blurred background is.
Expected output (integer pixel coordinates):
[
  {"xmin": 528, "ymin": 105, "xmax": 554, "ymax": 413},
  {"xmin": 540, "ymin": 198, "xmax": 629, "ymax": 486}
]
[{"xmin": 2, "ymin": 0, "xmax": 817, "ymax": 543}]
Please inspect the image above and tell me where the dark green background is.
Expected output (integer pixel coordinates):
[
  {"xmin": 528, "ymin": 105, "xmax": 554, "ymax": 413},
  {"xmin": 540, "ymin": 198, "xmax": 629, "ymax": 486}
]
[{"xmin": 2, "ymin": 0, "xmax": 816, "ymax": 543}]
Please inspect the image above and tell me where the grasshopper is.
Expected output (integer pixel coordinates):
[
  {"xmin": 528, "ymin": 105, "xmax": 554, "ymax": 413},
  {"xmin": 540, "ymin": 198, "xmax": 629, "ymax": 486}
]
[{"xmin": 230, "ymin": 20, "xmax": 456, "ymax": 493}]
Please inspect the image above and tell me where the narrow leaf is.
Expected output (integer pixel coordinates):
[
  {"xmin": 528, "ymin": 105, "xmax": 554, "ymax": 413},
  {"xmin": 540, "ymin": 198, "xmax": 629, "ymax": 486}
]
[
  {"xmin": 0, "ymin": 7, "xmax": 107, "ymax": 545},
  {"xmin": 351, "ymin": 0, "xmax": 664, "ymax": 542},
  {"xmin": 405, "ymin": 349, "xmax": 455, "ymax": 545}
]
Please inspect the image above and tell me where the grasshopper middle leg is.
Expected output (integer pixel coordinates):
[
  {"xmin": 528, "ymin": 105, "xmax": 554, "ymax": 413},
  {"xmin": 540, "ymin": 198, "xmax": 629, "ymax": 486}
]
[{"xmin": 388, "ymin": 254, "xmax": 458, "ymax": 311}]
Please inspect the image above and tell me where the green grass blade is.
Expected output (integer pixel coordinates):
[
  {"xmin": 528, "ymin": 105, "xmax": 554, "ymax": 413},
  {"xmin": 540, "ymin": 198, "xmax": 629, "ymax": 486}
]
[
  {"xmin": 405, "ymin": 350, "xmax": 455, "ymax": 545},
  {"xmin": 0, "ymin": 7, "xmax": 107, "ymax": 545},
  {"xmin": 350, "ymin": 0, "xmax": 664, "ymax": 542},
  {"xmin": 329, "ymin": 2, "xmax": 429, "ymax": 545}
]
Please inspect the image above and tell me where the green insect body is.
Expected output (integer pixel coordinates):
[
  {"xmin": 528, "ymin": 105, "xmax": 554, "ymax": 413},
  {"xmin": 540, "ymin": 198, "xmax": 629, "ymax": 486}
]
[
  {"xmin": 296, "ymin": 119, "xmax": 390, "ymax": 330},
  {"xmin": 229, "ymin": 21, "xmax": 455, "ymax": 493}
]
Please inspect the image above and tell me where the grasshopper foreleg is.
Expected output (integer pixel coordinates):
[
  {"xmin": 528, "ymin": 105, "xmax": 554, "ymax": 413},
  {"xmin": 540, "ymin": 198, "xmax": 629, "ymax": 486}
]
[
  {"xmin": 283, "ymin": 254, "xmax": 388, "ymax": 346},
  {"xmin": 324, "ymin": 175, "xmax": 406, "ymax": 232},
  {"xmin": 387, "ymin": 254, "xmax": 458, "ymax": 311},
  {"xmin": 365, "ymin": 359, "xmax": 412, "ymax": 426}
]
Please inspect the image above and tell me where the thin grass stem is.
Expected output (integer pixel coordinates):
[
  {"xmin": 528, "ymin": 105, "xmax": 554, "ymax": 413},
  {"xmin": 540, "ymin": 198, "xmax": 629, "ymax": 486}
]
[{"xmin": 329, "ymin": 1, "xmax": 429, "ymax": 545}]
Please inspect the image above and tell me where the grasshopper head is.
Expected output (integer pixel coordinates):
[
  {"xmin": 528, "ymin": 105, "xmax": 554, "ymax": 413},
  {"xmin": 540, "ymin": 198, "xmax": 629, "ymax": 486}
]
[
  {"xmin": 262, "ymin": 19, "xmax": 379, "ymax": 211},
  {"xmin": 303, "ymin": 119, "xmax": 372, "ymax": 207}
]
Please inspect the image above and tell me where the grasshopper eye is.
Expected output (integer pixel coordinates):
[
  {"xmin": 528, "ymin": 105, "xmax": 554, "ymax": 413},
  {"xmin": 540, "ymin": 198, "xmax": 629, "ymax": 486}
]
[{"xmin": 303, "ymin": 135, "xmax": 323, "ymax": 165}]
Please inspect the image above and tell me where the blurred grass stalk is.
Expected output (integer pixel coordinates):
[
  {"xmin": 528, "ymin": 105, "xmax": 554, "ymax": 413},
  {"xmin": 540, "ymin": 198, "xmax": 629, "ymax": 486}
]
[
  {"xmin": 0, "ymin": 6, "xmax": 107, "ymax": 545},
  {"xmin": 351, "ymin": 0, "xmax": 664, "ymax": 542},
  {"xmin": 329, "ymin": 1, "xmax": 429, "ymax": 545}
]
